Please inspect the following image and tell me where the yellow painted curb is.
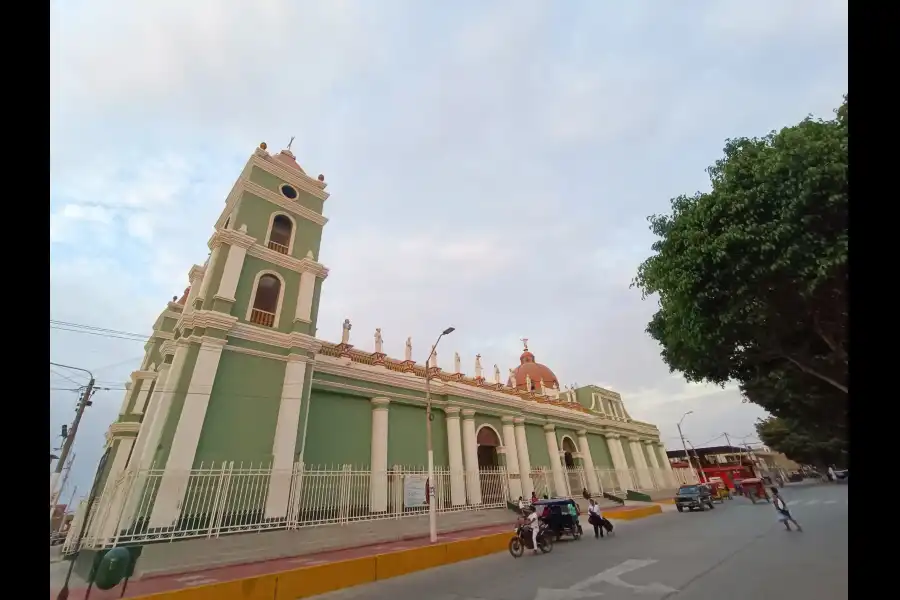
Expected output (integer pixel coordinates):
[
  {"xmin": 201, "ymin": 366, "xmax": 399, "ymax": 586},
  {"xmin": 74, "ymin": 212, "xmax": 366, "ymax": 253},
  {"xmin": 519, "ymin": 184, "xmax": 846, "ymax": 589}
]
[
  {"xmin": 132, "ymin": 531, "xmax": 513, "ymax": 600},
  {"xmin": 655, "ymin": 498, "xmax": 676, "ymax": 504},
  {"xmin": 604, "ymin": 504, "xmax": 663, "ymax": 521}
]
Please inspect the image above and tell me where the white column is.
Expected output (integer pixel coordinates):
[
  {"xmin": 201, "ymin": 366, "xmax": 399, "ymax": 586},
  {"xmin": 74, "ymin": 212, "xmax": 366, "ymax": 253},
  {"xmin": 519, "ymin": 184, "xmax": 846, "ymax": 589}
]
[
  {"xmin": 513, "ymin": 418, "xmax": 533, "ymax": 498},
  {"xmin": 501, "ymin": 416, "xmax": 523, "ymax": 500},
  {"xmin": 130, "ymin": 375, "xmax": 156, "ymax": 416},
  {"xmin": 129, "ymin": 365, "xmax": 170, "ymax": 469},
  {"xmin": 149, "ymin": 338, "xmax": 226, "ymax": 528},
  {"xmin": 264, "ymin": 357, "xmax": 309, "ymax": 518},
  {"xmin": 629, "ymin": 437, "xmax": 654, "ymax": 489},
  {"xmin": 196, "ymin": 245, "xmax": 223, "ymax": 302},
  {"xmin": 445, "ymin": 407, "xmax": 467, "ymax": 506},
  {"xmin": 138, "ymin": 348, "xmax": 187, "ymax": 470},
  {"xmin": 577, "ymin": 430, "xmax": 601, "ymax": 495},
  {"xmin": 544, "ymin": 425, "xmax": 567, "ymax": 498},
  {"xmin": 656, "ymin": 443, "xmax": 678, "ymax": 487},
  {"xmin": 97, "ymin": 435, "xmax": 136, "ymax": 539},
  {"xmin": 643, "ymin": 439, "xmax": 663, "ymax": 489},
  {"xmin": 294, "ymin": 271, "xmax": 317, "ymax": 323},
  {"xmin": 215, "ymin": 244, "xmax": 248, "ymax": 302},
  {"xmin": 182, "ymin": 265, "xmax": 205, "ymax": 316},
  {"xmin": 460, "ymin": 410, "xmax": 482, "ymax": 505},
  {"xmin": 605, "ymin": 433, "xmax": 635, "ymax": 491},
  {"xmin": 368, "ymin": 397, "xmax": 390, "ymax": 513}
]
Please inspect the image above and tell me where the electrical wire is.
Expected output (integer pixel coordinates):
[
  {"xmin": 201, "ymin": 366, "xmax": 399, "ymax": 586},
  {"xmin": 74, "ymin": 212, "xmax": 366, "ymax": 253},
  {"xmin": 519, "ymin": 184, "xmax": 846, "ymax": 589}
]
[
  {"xmin": 50, "ymin": 319, "xmax": 149, "ymax": 342},
  {"xmin": 50, "ymin": 367, "xmax": 85, "ymax": 386}
]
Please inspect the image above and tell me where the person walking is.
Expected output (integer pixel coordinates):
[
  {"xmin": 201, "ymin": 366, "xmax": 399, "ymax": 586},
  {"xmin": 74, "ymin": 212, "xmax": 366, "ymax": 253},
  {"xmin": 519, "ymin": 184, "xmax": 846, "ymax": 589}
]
[
  {"xmin": 771, "ymin": 487, "xmax": 803, "ymax": 532},
  {"xmin": 587, "ymin": 498, "xmax": 604, "ymax": 539}
]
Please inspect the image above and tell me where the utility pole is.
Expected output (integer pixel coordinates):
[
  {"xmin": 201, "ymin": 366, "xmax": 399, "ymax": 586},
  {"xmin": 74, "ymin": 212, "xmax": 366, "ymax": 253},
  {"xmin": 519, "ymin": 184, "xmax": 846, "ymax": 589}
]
[
  {"xmin": 49, "ymin": 363, "xmax": 94, "ymax": 524},
  {"xmin": 677, "ymin": 411, "xmax": 700, "ymax": 484}
]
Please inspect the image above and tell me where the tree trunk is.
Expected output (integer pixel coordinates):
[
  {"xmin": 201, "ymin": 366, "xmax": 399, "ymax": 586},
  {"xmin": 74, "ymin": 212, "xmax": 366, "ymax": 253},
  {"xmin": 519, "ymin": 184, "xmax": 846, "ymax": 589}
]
[{"xmin": 783, "ymin": 357, "xmax": 848, "ymax": 394}]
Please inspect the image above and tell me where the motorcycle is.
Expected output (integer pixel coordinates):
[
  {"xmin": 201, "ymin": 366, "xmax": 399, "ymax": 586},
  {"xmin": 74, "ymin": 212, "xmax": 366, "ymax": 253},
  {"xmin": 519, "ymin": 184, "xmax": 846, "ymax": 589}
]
[{"xmin": 509, "ymin": 520, "xmax": 553, "ymax": 558}]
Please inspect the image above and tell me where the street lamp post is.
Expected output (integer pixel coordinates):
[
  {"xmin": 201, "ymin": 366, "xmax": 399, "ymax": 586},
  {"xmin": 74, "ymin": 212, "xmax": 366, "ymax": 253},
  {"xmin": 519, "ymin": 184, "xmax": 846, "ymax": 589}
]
[
  {"xmin": 677, "ymin": 411, "xmax": 701, "ymax": 483},
  {"xmin": 424, "ymin": 327, "xmax": 455, "ymax": 544}
]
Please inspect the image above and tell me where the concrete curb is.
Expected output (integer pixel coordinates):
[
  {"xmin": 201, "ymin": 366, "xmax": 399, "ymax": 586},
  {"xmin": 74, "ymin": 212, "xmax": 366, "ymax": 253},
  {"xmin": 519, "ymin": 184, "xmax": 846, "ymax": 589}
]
[{"xmin": 131, "ymin": 506, "xmax": 665, "ymax": 599}]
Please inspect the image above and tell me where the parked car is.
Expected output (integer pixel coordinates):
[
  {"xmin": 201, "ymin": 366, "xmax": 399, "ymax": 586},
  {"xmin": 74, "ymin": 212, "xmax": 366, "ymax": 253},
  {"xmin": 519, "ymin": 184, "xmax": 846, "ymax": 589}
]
[{"xmin": 675, "ymin": 484, "xmax": 716, "ymax": 513}]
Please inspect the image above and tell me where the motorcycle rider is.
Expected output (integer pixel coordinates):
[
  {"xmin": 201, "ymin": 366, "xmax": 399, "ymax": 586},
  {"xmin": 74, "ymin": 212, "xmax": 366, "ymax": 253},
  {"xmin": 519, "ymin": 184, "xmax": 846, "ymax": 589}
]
[{"xmin": 525, "ymin": 506, "xmax": 541, "ymax": 553}]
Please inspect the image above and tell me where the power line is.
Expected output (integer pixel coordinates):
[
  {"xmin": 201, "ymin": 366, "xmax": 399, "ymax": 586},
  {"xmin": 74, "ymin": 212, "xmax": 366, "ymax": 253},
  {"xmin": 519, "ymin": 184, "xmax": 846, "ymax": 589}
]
[
  {"xmin": 50, "ymin": 319, "xmax": 149, "ymax": 342},
  {"xmin": 50, "ymin": 367, "xmax": 84, "ymax": 386}
]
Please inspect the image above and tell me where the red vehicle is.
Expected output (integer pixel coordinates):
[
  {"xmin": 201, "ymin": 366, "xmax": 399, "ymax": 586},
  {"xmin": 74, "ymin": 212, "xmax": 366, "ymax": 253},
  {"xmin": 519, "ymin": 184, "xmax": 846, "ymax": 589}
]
[{"xmin": 740, "ymin": 478, "xmax": 770, "ymax": 504}]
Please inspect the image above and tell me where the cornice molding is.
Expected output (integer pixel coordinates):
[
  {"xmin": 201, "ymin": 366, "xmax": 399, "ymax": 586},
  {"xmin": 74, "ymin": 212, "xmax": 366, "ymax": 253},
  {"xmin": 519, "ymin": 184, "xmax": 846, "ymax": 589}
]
[
  {"xmin": 228, "ymin": 323, "xmax": 323, "ymax": 353},
  {"xmin": 250, "ymin": 151, "xmax": 330, "ymax": 201},
  {"xmin": 188, "ymin": 264, "xmax": 206, "ymax": 282},
  {"xmin": 130, "ymin": 370, "xmax": 157, "ymax": 382},
  {"xmin": 181, "ymin": 310, "xmax": 239, "ymax": 333},
  {"xmin": 209, "ymin": 227, "xmax": 257, "ymax": 251},
  {"xmin": 246, "ymin": 244, "xmax": 330, "ymax": 279},
  {"xmin": 243, "ymin": 180, "xmax": 328, "ymax": 227},
  {"xmin": 108, "ymin": 421, "xmax": 141, "ymax": 437},
  {"xmin": 312, "ymin": 353, "xmax": 658, "ymax": 437}
]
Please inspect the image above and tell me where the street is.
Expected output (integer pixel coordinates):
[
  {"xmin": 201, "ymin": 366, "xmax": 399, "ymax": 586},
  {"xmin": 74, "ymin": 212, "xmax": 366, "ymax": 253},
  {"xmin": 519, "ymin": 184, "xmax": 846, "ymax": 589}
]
[{"xmin": 315, "ymin": 483, "xmax": 847, "ymax": 600}]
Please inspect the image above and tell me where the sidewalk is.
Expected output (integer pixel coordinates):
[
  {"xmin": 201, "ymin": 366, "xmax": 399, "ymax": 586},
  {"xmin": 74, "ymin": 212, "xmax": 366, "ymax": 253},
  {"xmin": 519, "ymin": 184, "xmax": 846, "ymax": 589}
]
[{"xmin": 50, "ymin": 523, "xmax": 513, "ymax": 600}]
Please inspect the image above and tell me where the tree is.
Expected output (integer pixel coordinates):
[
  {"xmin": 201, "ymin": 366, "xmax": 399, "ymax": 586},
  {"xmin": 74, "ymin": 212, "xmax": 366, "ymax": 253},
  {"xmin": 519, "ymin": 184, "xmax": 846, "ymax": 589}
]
[
  {"xmin": 633, "ymin": 96, "xmax": 848, "ymax": 407},
  {"xmin": 755, "ymin": 416, "xmax": 845, "ymax": 468}
]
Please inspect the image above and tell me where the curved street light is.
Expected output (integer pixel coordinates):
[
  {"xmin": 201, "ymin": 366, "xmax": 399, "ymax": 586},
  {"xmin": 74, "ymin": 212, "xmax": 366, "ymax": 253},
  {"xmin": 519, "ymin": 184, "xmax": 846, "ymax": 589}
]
[{"xmin": 424, "ymin": 326, "xmax": 455, "ymax": 543}]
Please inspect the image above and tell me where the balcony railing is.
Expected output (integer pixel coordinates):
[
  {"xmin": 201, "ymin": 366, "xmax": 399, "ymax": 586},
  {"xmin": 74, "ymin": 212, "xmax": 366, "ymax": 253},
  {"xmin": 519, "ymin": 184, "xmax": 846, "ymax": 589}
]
[
  {"xmin": 267, "ymin": 240, "xmax": 289, "ymax": 255},
  {"xmin": 249, "ymin": 308, "xmax": 276, "ymax": 327}
]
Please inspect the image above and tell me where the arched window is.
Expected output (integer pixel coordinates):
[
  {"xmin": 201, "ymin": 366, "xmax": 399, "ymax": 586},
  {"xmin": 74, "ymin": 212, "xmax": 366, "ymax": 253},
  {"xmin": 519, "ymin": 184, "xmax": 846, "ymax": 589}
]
[
  {"xmin": 267, "ymin": 214, "xmax": 293, "ymax": 255},
  {"xmin": 249, "ymin": 273, "xmax": 282, "ymax": 328}
]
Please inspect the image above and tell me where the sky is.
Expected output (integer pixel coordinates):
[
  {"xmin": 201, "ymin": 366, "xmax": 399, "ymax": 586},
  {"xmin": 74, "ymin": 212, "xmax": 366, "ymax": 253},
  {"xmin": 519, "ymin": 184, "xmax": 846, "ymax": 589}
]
[{"xmin": 50, "ymin": 0, "xmax": 848, "ymax": 504}]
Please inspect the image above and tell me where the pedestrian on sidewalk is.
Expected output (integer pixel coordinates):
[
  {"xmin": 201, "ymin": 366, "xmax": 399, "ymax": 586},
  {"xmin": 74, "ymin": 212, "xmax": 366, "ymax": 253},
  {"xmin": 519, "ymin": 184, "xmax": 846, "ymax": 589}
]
[
  {"xmin": 587, "ymin": 499, "xmax": 604, "ymax": 539},
  {"xmin": 771, "ymin": 487, "xmax": 803, "ymax": 532}
]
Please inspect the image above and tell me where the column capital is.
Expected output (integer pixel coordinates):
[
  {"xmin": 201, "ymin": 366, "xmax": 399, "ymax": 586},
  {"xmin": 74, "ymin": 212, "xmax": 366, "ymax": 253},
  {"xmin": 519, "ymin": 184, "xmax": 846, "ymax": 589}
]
[
  {"xmin": 643, "ymin": 438, "xmax": 657, "ymax": 445},
  {"xmin": 444, "ymin": 405, "xmax": 461, "ymax": 416},
  {"xmin": 461, "ymin": 408, "xmax": 476, "ymax": 419},
  {"xmin": 501, "ymin": 415, "xmax": 515, "ymax": 424},
  {"xmin": 628, "ymin": 436, "xmax": 640, "ymax": 442},
  {"xmin": 543, "ymin": 423, "xmax": 556, "ymax": 432},
  {"xmin": 576, "ymin": 429, "xmax": 588, "ymax": 437},
  {"xmin": 604, "ymin": 432, "xmax": 620, "ymax": 440},
  {"xmin": 371, "ymin": 397, "xmax": 390, "ymax": 409},
  {"xmin": 513, "ymin": 417, "xmax": 526, "ymax": 425}
]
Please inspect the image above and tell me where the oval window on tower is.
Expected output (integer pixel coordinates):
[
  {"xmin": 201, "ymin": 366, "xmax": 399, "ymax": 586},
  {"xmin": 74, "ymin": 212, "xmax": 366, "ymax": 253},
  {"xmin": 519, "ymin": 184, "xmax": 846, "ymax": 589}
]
[{"xmin": 280, "ymin": 184, "xmax": 298, "ymax": 199}]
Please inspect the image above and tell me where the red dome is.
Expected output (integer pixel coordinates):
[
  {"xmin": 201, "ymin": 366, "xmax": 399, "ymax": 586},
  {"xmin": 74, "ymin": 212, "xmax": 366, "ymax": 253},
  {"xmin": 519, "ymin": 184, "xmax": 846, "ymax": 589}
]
[{"xmin": 508, "ymin": 347, "xmax": 559, "ymax": 392}]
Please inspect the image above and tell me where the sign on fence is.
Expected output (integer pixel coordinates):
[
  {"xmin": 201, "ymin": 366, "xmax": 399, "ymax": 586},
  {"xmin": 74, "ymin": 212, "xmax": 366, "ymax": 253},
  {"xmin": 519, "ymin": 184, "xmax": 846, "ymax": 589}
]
[{"xmin": 404, "ymin": 474, "xmax": 428, "ymax": 508}]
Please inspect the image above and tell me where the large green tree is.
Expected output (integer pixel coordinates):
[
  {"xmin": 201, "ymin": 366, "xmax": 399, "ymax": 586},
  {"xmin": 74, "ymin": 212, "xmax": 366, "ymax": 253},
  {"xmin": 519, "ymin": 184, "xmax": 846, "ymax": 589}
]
[
  {"xmin": 633, "ymin": 96, "xmax": 848, "ymax": 416},
  {"xmin": 755, "ymin": 416, "xmax": 846, "ymax": 468}
]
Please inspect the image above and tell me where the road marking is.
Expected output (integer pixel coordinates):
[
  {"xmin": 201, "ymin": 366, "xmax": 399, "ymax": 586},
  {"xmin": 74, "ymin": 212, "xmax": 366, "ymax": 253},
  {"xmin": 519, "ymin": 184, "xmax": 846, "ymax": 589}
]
[
  {"xmin": 534, "ymin": 558, "xmax": 678, "ymax": 599},
  {"xmin": 805, "ymin": 500, "xmax": 820, "ymax": 505},
  {"xmin": 824, "ymin": 500, "xmax": 837, "ymax": 505}
]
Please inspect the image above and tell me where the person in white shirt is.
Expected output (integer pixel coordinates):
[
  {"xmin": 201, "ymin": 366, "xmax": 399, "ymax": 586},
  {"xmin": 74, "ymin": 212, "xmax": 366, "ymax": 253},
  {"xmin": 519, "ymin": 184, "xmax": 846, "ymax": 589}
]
[
  {"xmin": 587, "ymin": 498, "xmax": 604, "ymax": 539},
  {"xmin": 771, "ymin": 487, "xmax": 803, "ymax": 532},
  {"xmin": 526, "ymin": 507, "xmax": 541, "ymax": 552}
]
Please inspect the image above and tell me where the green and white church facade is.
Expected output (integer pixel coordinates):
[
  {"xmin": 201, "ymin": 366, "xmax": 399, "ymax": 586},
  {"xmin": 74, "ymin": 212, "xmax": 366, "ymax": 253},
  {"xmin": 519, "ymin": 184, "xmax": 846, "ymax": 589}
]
[{"xmin": 74, "ymin": 143, "xmax": 686, "ymax": 548}]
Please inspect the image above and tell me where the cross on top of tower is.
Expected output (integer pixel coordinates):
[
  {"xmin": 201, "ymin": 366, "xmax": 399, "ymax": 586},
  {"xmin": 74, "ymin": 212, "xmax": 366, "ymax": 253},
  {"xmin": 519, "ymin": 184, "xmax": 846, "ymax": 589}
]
[
  {"xmin": 520, "ymin": 337, "xmax": 529, "ymax": 351},
  {"xmin": 287, "ymin": 136, "xmax": 295, "ymax": 151}
]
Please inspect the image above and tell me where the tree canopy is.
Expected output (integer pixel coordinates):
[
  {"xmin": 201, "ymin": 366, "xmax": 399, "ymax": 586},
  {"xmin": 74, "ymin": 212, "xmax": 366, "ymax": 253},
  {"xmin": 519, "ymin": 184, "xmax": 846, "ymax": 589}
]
[
  {"xmin": 633, "ymin": 95, "xmax": 848, "ymax": 440},
  {"xmin": 755, "ymin": 416, "xmax": 846, "ymax": 468}
]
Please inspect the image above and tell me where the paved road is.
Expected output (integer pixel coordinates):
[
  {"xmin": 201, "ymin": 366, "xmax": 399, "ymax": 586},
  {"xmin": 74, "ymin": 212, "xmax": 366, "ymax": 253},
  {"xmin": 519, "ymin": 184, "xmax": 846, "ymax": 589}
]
[{"xmin": 316, "ymin": 483, "xmax": 848, "ymax": 600}]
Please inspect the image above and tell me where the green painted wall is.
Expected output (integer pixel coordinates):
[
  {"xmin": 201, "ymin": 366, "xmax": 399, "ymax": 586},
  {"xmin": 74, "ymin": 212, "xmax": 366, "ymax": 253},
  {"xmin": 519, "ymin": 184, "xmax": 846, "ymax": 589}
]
[
  {"xmin": 587, "ymin": 434, "xmax": 614, "ymax": 468},
  {"xmin": 387, "ymin": 403, "xmax": 448, "ymax": 468},
  {"xmin": 236, "ymin": 189, "xmax": 324, "ymax": 261},
  {"xmin": 525, "ymin": 424, "xmax": 551, "ymax": 467},
  {"xmin": 232, "ymin": 255, "xmax": 300, "ymax": 334},
  {"xmin": 226, "ymin": 337, "xmax": 291, "ymax": 356},
  {"xmin": 153, "ymin": 344, "xmax": 201, "ymax": 468},
  {"xmin": 303, "ymin": 390, "xmax": 372, "ymax": 467},
  {"xmin": 193, "ymin": 352, "xmax": 286, "ymax": 467},
  {"xmin": 621, "ymin": 439, "xmax": 637, "ymax": 468},
  {"xmin": 248, "ymin": 166, "xmax": 325, "ymax": 216}
]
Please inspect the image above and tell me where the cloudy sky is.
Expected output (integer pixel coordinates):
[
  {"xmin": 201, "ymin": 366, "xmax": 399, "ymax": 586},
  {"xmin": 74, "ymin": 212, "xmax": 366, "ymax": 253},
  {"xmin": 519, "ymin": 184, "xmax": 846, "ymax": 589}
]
[{"xmin": 50, "ymin": 0, "xmax": 847, "ymax": 502}]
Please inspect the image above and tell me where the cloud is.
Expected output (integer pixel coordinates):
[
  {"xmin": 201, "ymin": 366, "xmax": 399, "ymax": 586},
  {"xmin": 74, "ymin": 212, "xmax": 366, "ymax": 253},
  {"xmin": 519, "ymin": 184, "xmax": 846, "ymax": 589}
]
[{"xmin": 50, "ymin": 0, "xmax": 846, "ymax": 501}]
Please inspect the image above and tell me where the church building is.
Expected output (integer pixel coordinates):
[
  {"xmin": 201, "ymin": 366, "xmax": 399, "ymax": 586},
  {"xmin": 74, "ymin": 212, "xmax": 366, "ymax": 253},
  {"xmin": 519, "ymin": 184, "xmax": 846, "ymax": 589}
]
[{"xmin": 72, "ymin": 142, "xmax": 682, "ymax": 549}]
